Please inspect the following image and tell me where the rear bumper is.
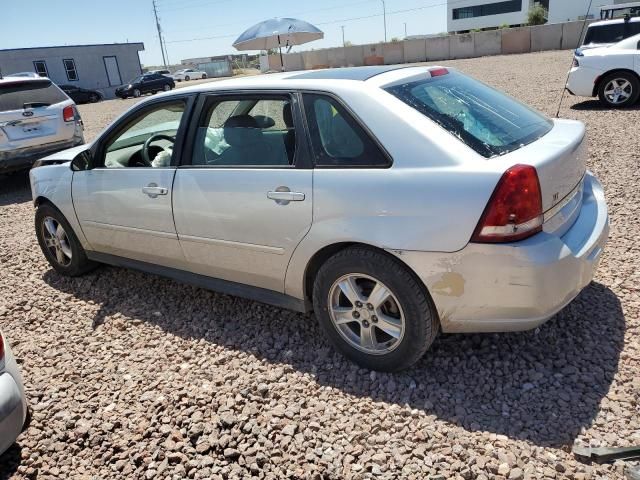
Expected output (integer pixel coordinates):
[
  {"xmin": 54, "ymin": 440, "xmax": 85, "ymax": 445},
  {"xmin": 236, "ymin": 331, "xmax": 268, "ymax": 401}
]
[
  {"xmin": 394, "ymin": 172, "xmax": 609, "ymax": 333},
  {"xmin": 566, "ymin": 66, "xmax": 600, "ymax": 98},
  {"xmin": 0, "ymin": 341, "xmax": 27, "ymax": 456},
  {"xmin": 0, "ymin": 136, "xmax": 84, "ymax": 174}
]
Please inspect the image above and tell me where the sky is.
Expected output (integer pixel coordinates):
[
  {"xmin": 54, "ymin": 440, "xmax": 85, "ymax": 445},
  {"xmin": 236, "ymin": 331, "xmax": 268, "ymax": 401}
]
[{"xmin": 0, "ymin": 0, "xmax": 446, "ymax": 67}]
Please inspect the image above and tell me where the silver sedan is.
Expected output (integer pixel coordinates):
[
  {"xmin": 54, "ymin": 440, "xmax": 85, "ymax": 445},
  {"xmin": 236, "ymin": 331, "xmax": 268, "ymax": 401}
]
[
  {"xmin": 0, "ymin": 331, "xmax": 28, "ymax": 456},
  {"xmin": 29, "ymin": 66, "xmax": 609, "ymax": 371}
]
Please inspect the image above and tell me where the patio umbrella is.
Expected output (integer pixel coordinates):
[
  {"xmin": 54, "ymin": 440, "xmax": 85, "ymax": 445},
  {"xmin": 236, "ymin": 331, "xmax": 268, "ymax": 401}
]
[{"xmin": 233, "ymin": 18, "xmax": 324, "ymax": 71}]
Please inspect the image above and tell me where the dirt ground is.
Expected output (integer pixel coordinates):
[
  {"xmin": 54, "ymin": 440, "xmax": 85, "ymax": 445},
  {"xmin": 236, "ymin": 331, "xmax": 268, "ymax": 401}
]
[{"xmin": 0, "ymin": 50, "xmax": 639, "ymax": 479}]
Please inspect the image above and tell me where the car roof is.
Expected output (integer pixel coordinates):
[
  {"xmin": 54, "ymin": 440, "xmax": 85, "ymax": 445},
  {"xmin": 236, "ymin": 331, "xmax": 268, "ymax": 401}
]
[
  {"xmin": 589, "ymin": 16, "xmax": 640, "ymax": 26},
  {"xmin": 172, "ymin": 65, "xmax": 429, "ymax": 95},
  {"xmin": 0, "ymin": 76, "xmax": 51, "ymax": 85}
]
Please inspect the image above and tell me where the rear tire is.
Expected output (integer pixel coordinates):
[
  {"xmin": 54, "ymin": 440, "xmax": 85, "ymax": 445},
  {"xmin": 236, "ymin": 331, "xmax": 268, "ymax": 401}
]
[
  {"xmin": 163, "ymin": 84, "xmax": 171, "ymax": 92},
  {"xmin": 202, "ymin": 73, "xmax": 207, "ymax": 79},
  {"xmin": 35, "ymin": 203, "xmax": 98, "ymax": 277},
  {"xmin": 313, "ymin": 246, "xmax": 439, "ymax": 372},
  {"xmin": 88, "ymin": 93, "xmax": 100, "ymax": 103},
  {"xmin": 598, "ymin": 71, "xmax": 640, "ymax": 108}
]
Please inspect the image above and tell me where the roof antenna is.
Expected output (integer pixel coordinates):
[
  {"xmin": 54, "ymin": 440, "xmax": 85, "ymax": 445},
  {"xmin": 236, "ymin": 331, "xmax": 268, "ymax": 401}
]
[{"xmin": 555, "ymin": 0, "xmax": 594, "ymax": 118}]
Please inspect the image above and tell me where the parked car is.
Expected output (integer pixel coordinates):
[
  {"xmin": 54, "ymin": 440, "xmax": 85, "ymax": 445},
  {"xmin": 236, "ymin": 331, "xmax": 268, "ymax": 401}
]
[
  {"xmin": 172, "ymin": 69, "xmax": 207, "ymax": 81},
  {"xmin": 0, "ymin": 330, "xmax": 28, "ymax": 457},
  {"xmin": 0, "ymin": 76, "xmax": 84, "ymax": 174},
  {"xmin": 148, "ymin": 69, "xmax": 172, "ymax": 76},
  {"xmin": 581, "ymin": 16, "xmax": 640, "ymax": 50},
  {"xmin": 7, "ymin": 72, "xmax": 40, "ymax": 78},
  {"xmin": 58, "ymin": 84, "xmax": 102, "ymax": 104},
  {"xmin": 29, "ymin": 66, "xmax": 609, "ymax": 371},
  {"xmin": 115, "ymin": 73, "xmax": 175, "ymax": 99},
  {"xmin": 567, "ymin": 33, "xmax": 640, "ymax": 107}
]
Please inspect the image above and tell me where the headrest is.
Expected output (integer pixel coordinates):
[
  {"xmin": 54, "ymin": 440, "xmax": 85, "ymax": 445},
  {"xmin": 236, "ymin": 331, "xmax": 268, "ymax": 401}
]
[
  {"xmin": 223, "ymin": 115, "xmax": 261, "ymax": 147},
  {"xmin": 282, "ymin": 102, "xmax": 293, "ymax": 128}
]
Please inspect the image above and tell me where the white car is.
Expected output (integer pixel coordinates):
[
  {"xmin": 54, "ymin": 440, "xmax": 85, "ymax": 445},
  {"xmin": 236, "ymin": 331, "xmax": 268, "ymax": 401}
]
[
  {"xmin": 0, "ymin": 331, "xmax": 28, "ymax": 456},
  {"xmin": 0, "ymin": 76, "xmax": 84, "ymax": 174},
  {"xmin": 567, "ymin": 33, "xmax": 640, "ymax": 107},
  {"xmin": 29, "ymin": 66, "xmax": 608, "ymax": 371},
  {"xmin": 172, "ymin": 69, "xmax": 207, "ymax": 82}
]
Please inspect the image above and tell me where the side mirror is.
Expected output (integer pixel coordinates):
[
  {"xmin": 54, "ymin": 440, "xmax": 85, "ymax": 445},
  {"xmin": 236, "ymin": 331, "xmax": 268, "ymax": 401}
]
[{"xmin": 70, "ymin": 150, "xmax": 92, "ymax": 171}]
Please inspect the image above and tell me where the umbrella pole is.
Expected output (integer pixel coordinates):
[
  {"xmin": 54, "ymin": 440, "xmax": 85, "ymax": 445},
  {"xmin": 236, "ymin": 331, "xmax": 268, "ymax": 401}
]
[{"xmin": 278, "ymin": 34, "xmax": 284, "ymax": 72}]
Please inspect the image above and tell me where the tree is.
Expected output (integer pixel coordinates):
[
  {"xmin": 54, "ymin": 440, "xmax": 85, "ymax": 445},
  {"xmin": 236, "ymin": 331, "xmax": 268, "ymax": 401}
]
[
  {"xmin": 344, "ymin": 41, "xmax": 353, "ymax": 47},
  {"xmin": 390, "ymin": 37, "xmax": 400, "ymax": 43},
  {"xmin": 527, "ymin": 5, "xmax": 548, "ymax": 25}
]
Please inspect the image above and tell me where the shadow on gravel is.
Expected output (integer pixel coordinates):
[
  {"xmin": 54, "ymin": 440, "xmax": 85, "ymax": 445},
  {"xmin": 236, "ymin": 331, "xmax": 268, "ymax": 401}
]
[
  {"xmin": 44, "ymin": 267, "xmax": 624, "ymax": 448},
  {"xmin": 0, "ymin": 172, "xmax": 31, "ymax": 207},
  {"xmin": 0, "ymin": 444, "xmax": 22, "ymax": 480},
  {"xmin": 570, "ymin": 99, "xmax": 640, "ymax": 111}
]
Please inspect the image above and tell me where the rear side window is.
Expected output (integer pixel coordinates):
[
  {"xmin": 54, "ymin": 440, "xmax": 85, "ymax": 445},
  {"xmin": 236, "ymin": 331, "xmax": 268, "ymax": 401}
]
[
  {"xmin": 384, "ymin": 71, "xmax": 552, "ymax": 158},
  {"xmin": 584, "ymin": 22, "xmax": 640, "ymax": 44},
  {"xmin": 302, "ymin": 94, "xmax": 389, "ymax": 167},
  {"xmin": 0, "ymin": 80, "xmax": 68, "ymax": 111}
]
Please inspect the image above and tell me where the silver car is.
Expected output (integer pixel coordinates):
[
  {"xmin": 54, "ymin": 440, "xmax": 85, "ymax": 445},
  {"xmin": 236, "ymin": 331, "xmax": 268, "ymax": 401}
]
[
  {"xmin": 0, "ymin": 76, "xmax": 84, "ymax": 174},
  {"xmin": 0, "ymin": 331, "xmax": 28, "ymax": 456},
  {"xmin": 29, "ymin": 66, "xmax": 609, "ymax": 371}
]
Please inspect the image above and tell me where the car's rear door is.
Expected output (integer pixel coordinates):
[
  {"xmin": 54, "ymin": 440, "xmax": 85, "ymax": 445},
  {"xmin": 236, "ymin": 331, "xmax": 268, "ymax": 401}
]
[
  {"xmin": 172, "ymin": 92, "xmax": 313, "ymax": 292},
  {"xmin": 0, "ymin": 79, "xmax": 75, "ymax": 149},
  {"xmin": 72, "ymin": 95, "xmax": 195, "ymax": 267}
]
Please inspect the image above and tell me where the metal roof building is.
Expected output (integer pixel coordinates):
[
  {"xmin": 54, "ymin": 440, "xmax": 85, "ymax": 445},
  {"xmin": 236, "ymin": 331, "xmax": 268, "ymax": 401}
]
[{"xmin": 0, "ymin": 43, "xmax": 144, "ymax": 99}]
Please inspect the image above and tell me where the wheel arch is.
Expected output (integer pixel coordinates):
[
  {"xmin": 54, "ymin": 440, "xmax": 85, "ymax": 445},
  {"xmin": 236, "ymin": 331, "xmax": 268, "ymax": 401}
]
[
  {"xmin": 302, "ymin": 241, "xmax": 433, "ymax": 307},
  {"xmin": 593, "ymin": 68, "xmax": 640, "ymax": 97}
]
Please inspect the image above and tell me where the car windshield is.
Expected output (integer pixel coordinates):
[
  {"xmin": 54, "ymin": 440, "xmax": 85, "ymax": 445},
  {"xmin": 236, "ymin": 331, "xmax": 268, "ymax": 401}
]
[
  {"xmin": 584, "ymin": 21, "xmax": 640, "ymax": 44},
  {"xmin": 384, "ymin": 71, "xmax": 553, "ymax": 158},
  {"xmin": 0, "ymin": 79, "xmax": 68, "ymax": 111}
]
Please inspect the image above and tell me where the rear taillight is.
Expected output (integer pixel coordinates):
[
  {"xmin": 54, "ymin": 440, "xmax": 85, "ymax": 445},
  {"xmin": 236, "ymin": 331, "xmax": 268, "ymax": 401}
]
[
  {"xmin": 0, "ymin": 332, "xmax": 5, "ymax": 362},
  {"xmin": 63, "ymin": 105, "xmax": 75, "ymax": 122},
  {"xmin": 471, "ymin": 164, "xmax": 543, "ymax": 243}
]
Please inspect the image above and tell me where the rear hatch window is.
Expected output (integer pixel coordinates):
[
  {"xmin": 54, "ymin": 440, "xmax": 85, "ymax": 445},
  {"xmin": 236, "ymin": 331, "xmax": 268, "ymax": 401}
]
[
  {"xmin": 0, "ymin": 80, "xmax": 68, "ymax": 112},
  {"xmin": 584, "ymin": 21, "xmax": 640, "ymax": 44},
  {"xmin": 384, "ymin": 71, "xmax": 553, "ymax": 158}
]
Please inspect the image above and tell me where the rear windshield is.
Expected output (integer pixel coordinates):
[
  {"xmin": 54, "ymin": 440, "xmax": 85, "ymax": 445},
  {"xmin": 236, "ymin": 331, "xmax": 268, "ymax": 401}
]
[
  {"xmin": 0, "ymin": 80, "xmax": 68, "ymax": 111},
  {"xmin": 584, "ymin": 21, "xmax": 640, "ymax": 44},
  {"xmin": 384, "ymin": 71, "xmax": 552, "ymax": 158}
]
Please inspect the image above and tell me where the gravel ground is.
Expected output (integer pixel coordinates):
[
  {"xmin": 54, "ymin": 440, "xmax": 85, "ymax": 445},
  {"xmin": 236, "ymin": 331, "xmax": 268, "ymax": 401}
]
[{"xmin": 1, "ymin": 50, "xmax": 639, "ymax": 479}]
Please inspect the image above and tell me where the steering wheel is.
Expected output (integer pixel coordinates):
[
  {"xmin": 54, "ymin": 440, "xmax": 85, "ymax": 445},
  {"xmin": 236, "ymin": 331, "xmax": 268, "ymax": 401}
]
[{"xmin": 142, "ymin": 134, "xmax": 175, "ymax": 166}]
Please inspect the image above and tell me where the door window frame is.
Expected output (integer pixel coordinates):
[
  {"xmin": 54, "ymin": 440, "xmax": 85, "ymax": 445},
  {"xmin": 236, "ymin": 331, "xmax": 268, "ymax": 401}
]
[
  {"xmin": 88, "ymin": 94, "xmax": 197, "ymax": 170},
  {"xmin": 180, "ymin": 90, "xmax": 313, "ymax": 169},
  {"xmin": 298, "ymin": 90, "xmax": 393, "ymax": 168}
]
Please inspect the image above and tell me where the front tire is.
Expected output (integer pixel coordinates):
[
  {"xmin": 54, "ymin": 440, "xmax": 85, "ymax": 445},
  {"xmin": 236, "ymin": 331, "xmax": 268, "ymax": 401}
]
[
  {"xmin": 133, "ymin": 89, "xmax": 141, "ymax": 98},
  {"xmin": 35, "ymin": 203, "xmax": 97, "ymax": 277},
  {"xmin": 313, "ymin": 246, "xmax": 439, "ymax": 372},
  {"xmin": 598, "ymin": 72, "xmax": 640, "ymax": 108}
]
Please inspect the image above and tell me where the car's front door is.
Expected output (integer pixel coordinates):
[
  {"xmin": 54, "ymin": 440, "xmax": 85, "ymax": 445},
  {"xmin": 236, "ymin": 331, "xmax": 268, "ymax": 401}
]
[
  {"xmin": 173, "ymin": 93, "xmax": 313, "ymax": 292},
  {"xmin": 72, "ymin": 96, "xmax": 193, "ymax": 268}
]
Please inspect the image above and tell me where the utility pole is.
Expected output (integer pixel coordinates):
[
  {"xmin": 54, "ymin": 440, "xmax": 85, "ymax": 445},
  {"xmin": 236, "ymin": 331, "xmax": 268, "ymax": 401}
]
[
  {"xmin": 382, "ymin": 0, "xmax": 387, "ymax": 42},
  {"xmin": 152, "ymin": 0, "xmax": 168, "ymax": 68},
  {"xmin": 341, "ymin": 25, "xmax": 345, "ymax": 46},
  {"xmin": 404, "ymin": 22, "xmax": 407, "ymax": 38}
]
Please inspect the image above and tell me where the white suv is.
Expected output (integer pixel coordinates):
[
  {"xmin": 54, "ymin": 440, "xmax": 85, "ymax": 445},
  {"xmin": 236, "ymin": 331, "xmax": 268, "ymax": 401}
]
[{"xmin": 0, "ymin": 76, "xmax": 84, "ymax": 174}]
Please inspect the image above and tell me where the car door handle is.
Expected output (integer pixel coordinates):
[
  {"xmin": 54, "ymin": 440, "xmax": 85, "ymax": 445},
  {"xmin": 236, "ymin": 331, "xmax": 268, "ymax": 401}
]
[
  {"xmin": 142, "ymin": 184, "xmax": 168, "ymax": 198},
  {"xmin": 267, "ymin": 191, "xmax": 305, "ymax": 202}
]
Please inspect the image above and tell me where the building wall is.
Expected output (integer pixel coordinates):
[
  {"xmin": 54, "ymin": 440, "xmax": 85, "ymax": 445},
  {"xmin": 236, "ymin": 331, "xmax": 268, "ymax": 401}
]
[
  {"xmin": 0, "ymin": 43, "xmax": 144, "ymax": 99},
  {"xmin": 447, "ymin": 0, "xmax": 530, "ymax": 32},
  {"xmin": 548, "ymin": 0, "xmax": 612, "ymax": 23}
]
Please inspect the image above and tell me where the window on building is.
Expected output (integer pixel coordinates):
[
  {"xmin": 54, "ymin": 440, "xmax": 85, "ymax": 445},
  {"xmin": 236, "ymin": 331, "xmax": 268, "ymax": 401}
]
[
  {"xmin": 33, "ymin": 60, "xmax": 48, "ymax": 77},
  {"xmin": 63, "ymin": 59, "xmax": 78, "ymax": 81},
  {"xmin": 452, "ymin": 0, "xmax": 522, "ymax": 20}
]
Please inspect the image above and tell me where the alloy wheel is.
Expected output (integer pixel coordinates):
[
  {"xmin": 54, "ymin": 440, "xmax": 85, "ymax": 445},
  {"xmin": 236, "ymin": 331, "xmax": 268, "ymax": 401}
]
[
  {"xmin": 603, "ymin": 78, "xmax": 632, "ymax": 105},
  {"xmin": 328, "ymin": 274, "xmax": 405, "ymax": 355},
  {"xmin": 42, "ymin": 217, "xmax": 72, "ymax": 266}
]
